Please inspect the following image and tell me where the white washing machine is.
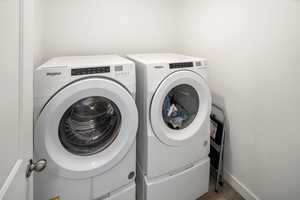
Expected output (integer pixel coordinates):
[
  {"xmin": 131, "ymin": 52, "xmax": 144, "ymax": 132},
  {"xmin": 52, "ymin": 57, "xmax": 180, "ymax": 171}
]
[
  {"xmin": 33, "ymin": 55, "xmax": 138, "ymax": 200},
  {"xmin": 127, "ymin": 54, "xmax": 212, "ymax": 200}
]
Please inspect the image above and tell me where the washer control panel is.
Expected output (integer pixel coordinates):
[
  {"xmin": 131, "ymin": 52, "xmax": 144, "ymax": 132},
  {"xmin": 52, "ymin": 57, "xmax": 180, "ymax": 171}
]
[
  {"xmin": 169, "ymin": 62, "xmax": 194, "ymax": 69},
  {"xmin": 71, "ymin": 66, "xmax": 110, "ymax": 76}
]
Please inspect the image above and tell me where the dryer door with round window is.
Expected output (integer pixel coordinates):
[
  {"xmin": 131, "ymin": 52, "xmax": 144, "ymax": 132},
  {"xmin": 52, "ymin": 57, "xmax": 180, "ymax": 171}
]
[
  {"xmin": 35, "ymin": 78, "xmax": 138, "ymax": 179},
  {"xmin": 150, "ymin": 70, "xmax": 211, "ymax": 146}
]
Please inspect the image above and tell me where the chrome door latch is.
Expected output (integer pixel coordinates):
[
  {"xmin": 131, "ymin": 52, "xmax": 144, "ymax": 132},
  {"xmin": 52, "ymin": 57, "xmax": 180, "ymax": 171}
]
[{"xmin": 26, "ymin": 159, "xmax": 47, "ymax": 178}]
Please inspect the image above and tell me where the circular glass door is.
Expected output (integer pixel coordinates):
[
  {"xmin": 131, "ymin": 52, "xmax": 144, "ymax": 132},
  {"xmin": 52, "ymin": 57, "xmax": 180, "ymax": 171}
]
[
  {"xmin": 59, "ymin": 96, "xmax": 121, "ymax": 156},
  {"xmin": 150, "ymin": 70, "xmax": 211, "ymax": 146},
  {"xmin": 162, "ymin": 84, "xmax": 199, "ymax": 130}
]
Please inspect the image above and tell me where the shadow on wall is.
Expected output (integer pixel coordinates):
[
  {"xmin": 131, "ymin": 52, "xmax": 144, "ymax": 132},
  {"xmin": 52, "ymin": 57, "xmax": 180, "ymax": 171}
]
[{"xmin": 211, "ymin": 91, "xmax": 233, "ymax": 173}]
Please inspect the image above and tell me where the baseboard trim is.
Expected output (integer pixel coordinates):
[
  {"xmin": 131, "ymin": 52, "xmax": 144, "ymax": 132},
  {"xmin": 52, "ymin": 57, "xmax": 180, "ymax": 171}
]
[{"xmin": 223, "ymin": 169, "xmax": 261, "ymax": 200}]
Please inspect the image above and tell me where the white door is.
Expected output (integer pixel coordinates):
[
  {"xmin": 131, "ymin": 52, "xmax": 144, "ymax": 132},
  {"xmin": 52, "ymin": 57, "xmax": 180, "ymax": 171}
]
[
  {"xmin": 150, "ymin": 70, "xmax": 212, "ymax": 146},
  {"xmin": 0, "ymin": 0, "xmax": 33, "ymax": 199}
]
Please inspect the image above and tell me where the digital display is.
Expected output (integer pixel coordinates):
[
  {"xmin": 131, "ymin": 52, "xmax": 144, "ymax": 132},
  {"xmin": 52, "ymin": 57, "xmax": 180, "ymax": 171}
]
[
  {"xmin": 71, "ymin": 66, "xmax": 110, "ymax": 76},
  {"xmin": 169, "ymin": 62, "xmax": 194, "ymax": 69}
]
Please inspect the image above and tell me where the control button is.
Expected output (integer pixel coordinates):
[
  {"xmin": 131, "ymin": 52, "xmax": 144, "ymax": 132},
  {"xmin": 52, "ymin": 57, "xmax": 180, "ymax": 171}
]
[{"xmin": 196, "ymin": 61, "xmax": 202, "ymax": 67}]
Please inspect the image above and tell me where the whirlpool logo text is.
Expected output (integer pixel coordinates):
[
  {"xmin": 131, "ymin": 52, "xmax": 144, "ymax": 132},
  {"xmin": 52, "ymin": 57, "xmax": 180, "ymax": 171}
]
[{"xmin": 46, "ymin": 72, "xmax": 62, "ymax": 76}]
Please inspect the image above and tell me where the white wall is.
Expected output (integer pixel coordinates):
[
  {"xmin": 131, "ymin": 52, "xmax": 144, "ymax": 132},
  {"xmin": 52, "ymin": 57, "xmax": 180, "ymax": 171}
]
[
  {"xmin": 34, "ymin": 0, "xmax": 179, "ymax": 66},
  {"xmin": 178, "ymin": 0, "xmax": 300, "ymax": 199}
]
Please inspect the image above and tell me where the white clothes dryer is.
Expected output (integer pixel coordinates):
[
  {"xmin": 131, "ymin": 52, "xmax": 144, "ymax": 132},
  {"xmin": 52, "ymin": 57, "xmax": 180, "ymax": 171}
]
[
  {"xmin": 127, "ymin": 53, "xmax": 212, "ymax": 200},
  {"xmin": 34, "ymin": 55, "xmax": 138, "ymax": 200}
]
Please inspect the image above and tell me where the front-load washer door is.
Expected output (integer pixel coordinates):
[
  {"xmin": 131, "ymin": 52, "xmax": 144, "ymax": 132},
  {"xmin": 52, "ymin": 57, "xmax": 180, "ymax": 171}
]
[
  {"xmin": 35, "ymin": 77, "xmax": 138, "ymax": 179},
  {"xmin": 150, "ymin": 70, "xmax": 211, "ymax": 146}
]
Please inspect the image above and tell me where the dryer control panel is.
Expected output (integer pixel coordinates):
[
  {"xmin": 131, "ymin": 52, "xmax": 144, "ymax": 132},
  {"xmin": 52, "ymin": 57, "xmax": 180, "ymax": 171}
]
[
  {"xmin": 169, "ymin": 62, "xmax": 194, "ymax": 69},
  {"xmin": 71, "ymin": 66, "xmax": 110, "ymax": 76}
]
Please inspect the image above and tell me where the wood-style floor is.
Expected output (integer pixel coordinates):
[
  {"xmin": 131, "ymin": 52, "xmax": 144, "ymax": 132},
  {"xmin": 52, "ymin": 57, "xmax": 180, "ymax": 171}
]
[{"xmin": 198, "ymin": 178, "xmax": 245, "ymax": 200}]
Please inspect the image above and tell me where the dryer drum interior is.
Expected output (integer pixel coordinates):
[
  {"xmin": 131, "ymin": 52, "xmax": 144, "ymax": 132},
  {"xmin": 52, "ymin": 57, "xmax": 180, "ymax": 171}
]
[
  {"xmin": 58, "ymin": 96, "xmax": 122, "ymax": 156},
  {"xmin": 162, "ymin": 84, "xmax": 199, "ymax": 130}
]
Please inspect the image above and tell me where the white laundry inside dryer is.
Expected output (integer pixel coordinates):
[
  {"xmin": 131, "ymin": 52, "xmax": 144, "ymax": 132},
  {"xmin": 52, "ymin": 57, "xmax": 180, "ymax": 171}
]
[{"xmin": 162, "ymin": 84, "xmax": 199, "ymax": 129}]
